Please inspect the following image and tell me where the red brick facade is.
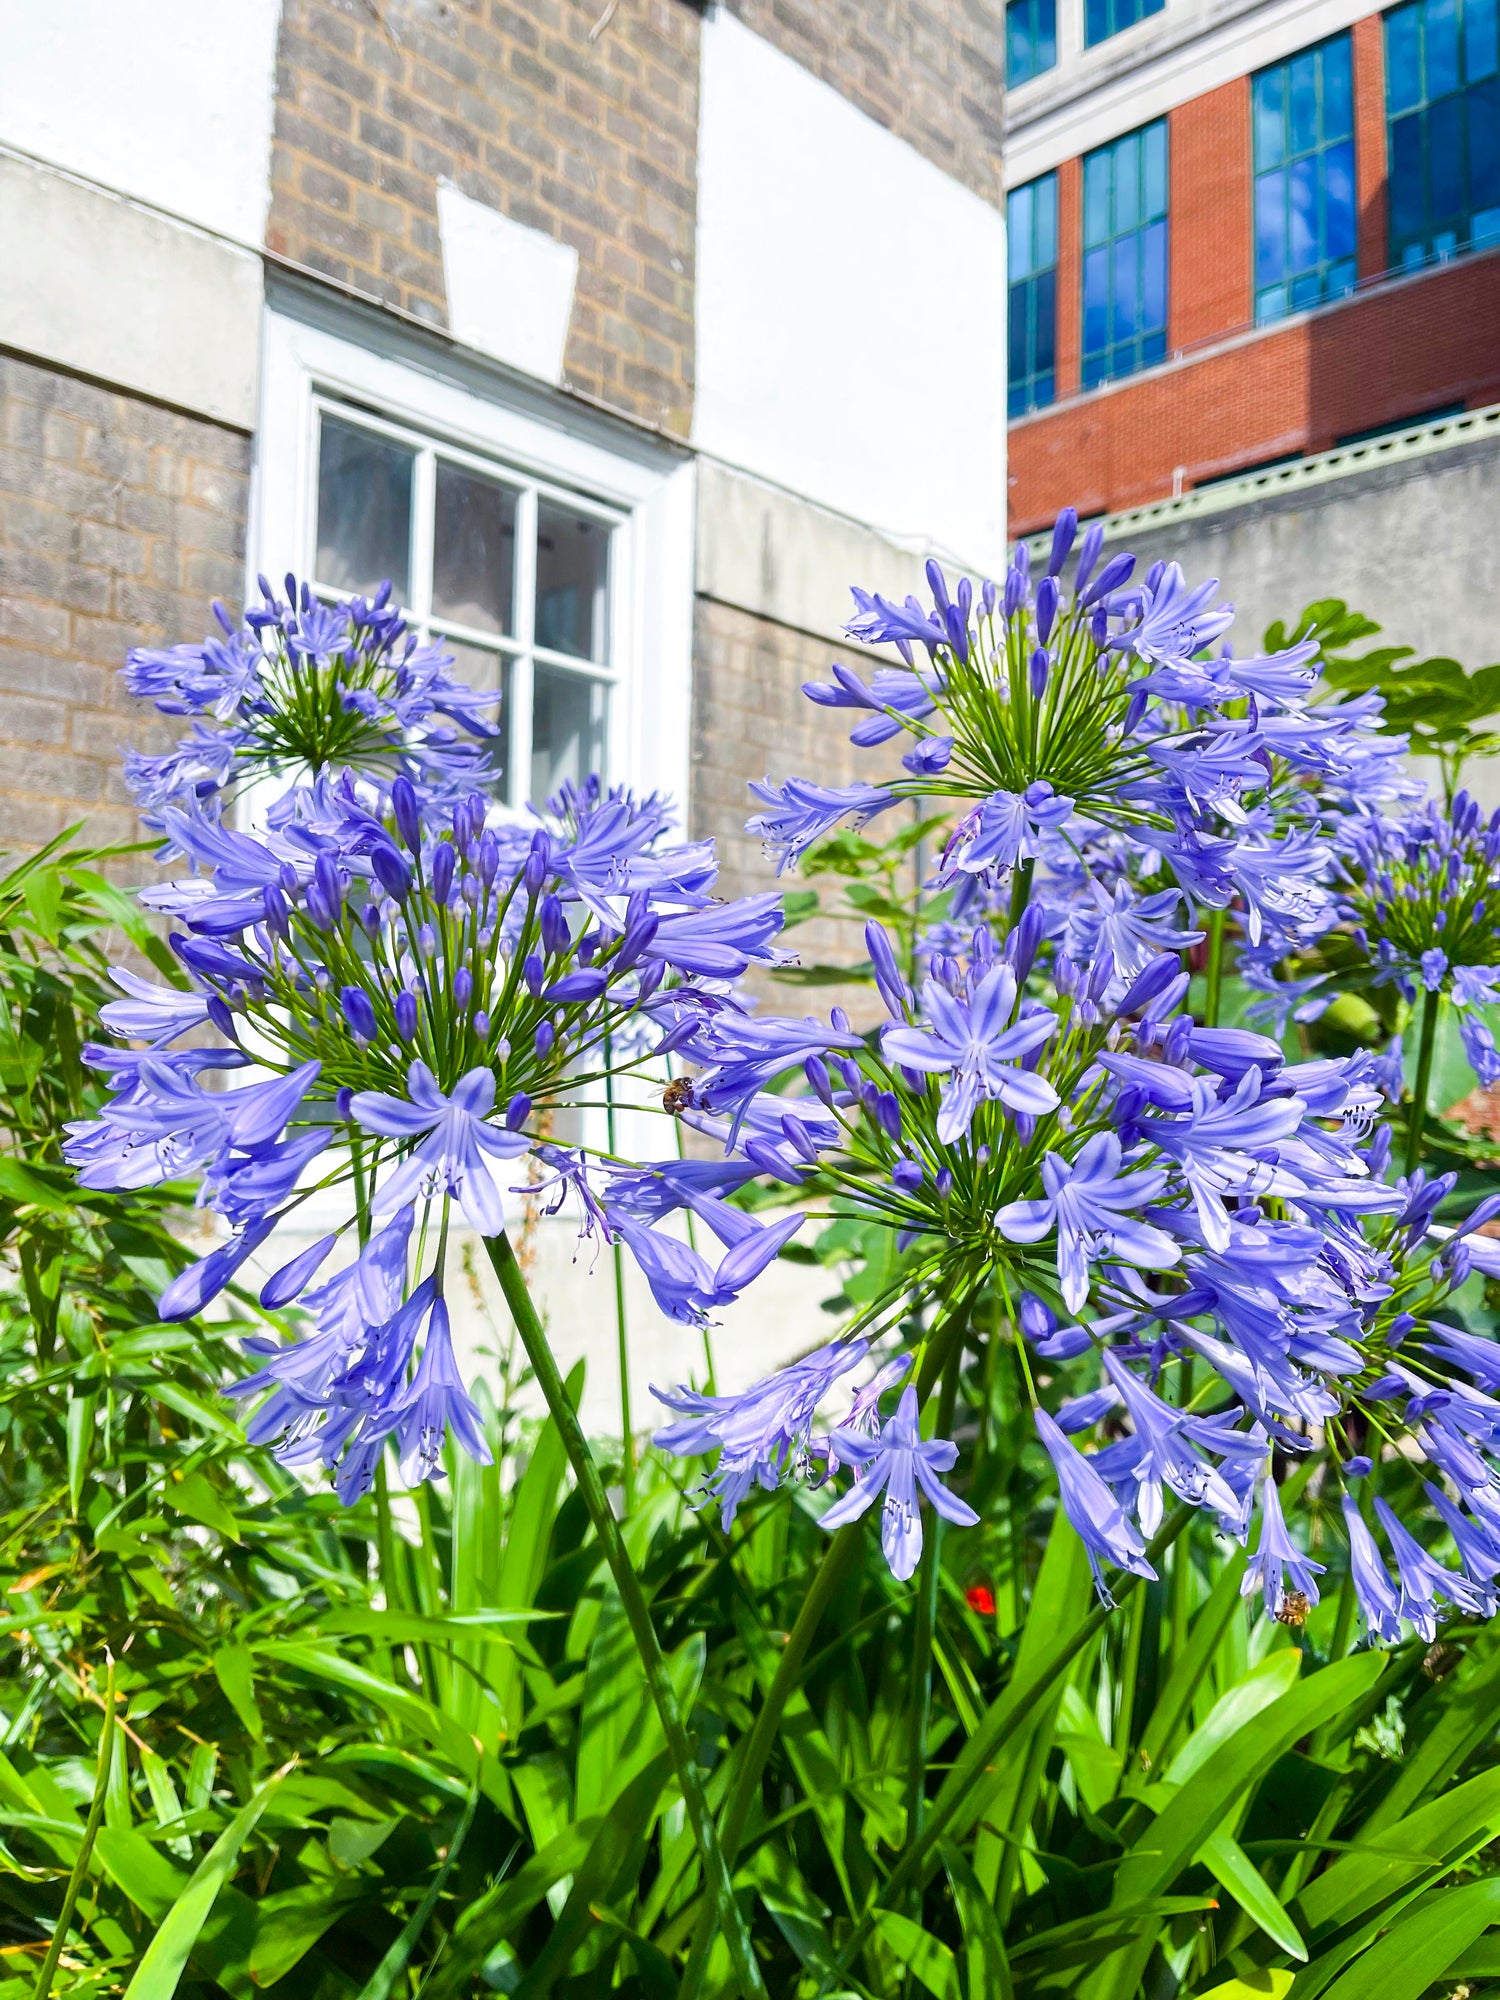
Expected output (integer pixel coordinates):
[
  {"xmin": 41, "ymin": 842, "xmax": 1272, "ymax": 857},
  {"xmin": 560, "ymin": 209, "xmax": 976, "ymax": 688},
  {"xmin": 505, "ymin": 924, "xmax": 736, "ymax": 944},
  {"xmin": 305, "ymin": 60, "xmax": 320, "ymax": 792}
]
[
  {"xmin": 1007, "ymin": 5, "xmax": 1500, "ymax": 533},
  {"xmin": 1010, "ymin": 250, "xmax": 1500, "ymax": 531}
]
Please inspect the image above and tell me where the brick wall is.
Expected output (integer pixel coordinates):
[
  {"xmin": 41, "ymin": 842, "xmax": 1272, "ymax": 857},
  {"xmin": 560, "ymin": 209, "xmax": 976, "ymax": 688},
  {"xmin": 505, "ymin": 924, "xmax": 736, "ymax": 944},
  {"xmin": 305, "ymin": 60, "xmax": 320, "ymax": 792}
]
[
  {"xmin": 725, "ymin": 0, "xmax": 1005, "ymax": 205},
  {"xmin": 267, "ymin": 0, "xmax": 700, "ymax": 434},
  {"xmin": 0, "ymin": 356, "xmax": 249, "ymax": 850},
  {"xmin": 1168, "ymin": 81, "xmax": 1251, "ymax": 353},
  {"xmin": 1008, "ymin": 248, "xmax": 1500, "ymax": 530}
]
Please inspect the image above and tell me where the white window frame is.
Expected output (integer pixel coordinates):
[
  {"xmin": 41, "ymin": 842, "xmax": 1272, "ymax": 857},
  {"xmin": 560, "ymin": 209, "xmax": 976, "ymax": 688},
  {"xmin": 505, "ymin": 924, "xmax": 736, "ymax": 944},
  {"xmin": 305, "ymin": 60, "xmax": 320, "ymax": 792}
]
[{"xmin": 250, "ymin": 301, "xmax": 696, "ymax": 819}]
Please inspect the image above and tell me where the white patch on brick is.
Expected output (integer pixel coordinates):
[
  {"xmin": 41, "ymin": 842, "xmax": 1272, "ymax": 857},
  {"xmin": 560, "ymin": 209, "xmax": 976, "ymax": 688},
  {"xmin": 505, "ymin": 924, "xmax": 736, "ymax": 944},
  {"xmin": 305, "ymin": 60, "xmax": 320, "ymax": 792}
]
[
  {"xmin": 436, "ymin": 183, "xmax": 580, "ymax": 387},
  {"xmin": 694, "ymin": 10, "xmax": 1008, "ymax": 570},
  {"xmin": 0, "ymin": 155, "xmax": 262, "ymax": 427},
  {"xmin": 0, "ymin": 0, "xmax": 280, "ymax": 247}
]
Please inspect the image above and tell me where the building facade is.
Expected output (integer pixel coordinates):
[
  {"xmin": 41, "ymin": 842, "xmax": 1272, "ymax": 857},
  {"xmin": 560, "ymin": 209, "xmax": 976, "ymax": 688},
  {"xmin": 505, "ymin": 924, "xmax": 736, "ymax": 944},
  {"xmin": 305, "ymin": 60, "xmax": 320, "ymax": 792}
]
[
  {"xmin": 1004, "ymin": 0, "xmax": 1500, "ymax": 662},
  {"xmin": 0, "ymin": 0, "xmax": 1006, "ymax": 1417}
]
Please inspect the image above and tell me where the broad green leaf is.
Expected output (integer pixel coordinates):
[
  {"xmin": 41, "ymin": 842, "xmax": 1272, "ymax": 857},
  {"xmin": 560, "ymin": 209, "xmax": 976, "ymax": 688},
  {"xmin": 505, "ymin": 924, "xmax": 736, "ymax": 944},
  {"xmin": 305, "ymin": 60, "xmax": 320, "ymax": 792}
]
[
  {"xmin": 1163, "ymin": 1649, "xmax": 1303, "ymax": 1786},
  {"xmin": 354, "ymin": 1784, "xmax": 479, "ymax": 2000},
  {"xmin": 1315, "ymin": 1877, "xmax": 1500, "ymax": 1999},
  {"xmin": 1199, "ymin": 1826, "xmax": 1305, "ymax": 1959},
  {"xmin": 1361, "ymin": 1625, "xmax": 1500, "ymax": 1834},
  {"xmin": 123, "ymin": 1763, "xmax": 288, "ymax": 2000},
  {"xmin": 1296, "ymin": 1764, "xmax": 1500, "ymax": 1937},
  {"xmin": 166, "ymin": 1472, "xmax": 240, "ymax": 1539},
  {"xmin": 750, "ymin": 1838, "xmax": 838, "ymax": 1979},
  {"xmin": 1137, "ymin": 1545, "xmax": 1248, "ymax": 1777},
  {"xmin": 247, "ymin": 1879, "xmax": 366, "ymax": 1986},
  {"xmin": 92, "ymin": 1827, "xmax": 188, "ymax": 1921},
  {"xmin": 941, "ymin": 1842, "xmax": 1013, "ymax": 2000},
  {"xmin": 874, "ymin": 1911, "xmax": 962, "ymax": 1999},
  {"xmin": 1193, "ymin": 1974, "xmax": 1295, "ymax": 2000},
  {"xmin": 213, "ymin": 1646, "xmax": 264, "ymax": 1743}
]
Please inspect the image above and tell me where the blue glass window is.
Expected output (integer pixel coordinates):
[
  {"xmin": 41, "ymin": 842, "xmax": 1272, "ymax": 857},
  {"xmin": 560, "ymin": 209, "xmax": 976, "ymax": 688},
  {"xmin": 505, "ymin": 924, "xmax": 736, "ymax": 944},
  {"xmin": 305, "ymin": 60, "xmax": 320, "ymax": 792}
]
[
  {"xmin": 1085, "ymin": 0, "xmax": 1164, "ymax": 47},
  {"xmin": 1252, "ymin": 34, "xmax": 1358, "ymax": 323},
  {"xmin": 1008, "ymin": 173, "xmax": 1058, "ymax": 416},
  {"xmin": 1081, "ymin": 122, "xmax": 1169, "ymax": 389},
  {"xmin": 1008, "ymin": 0, "xmax": 1057, "ymax": 84},
  {"xmin": 1386, "ymin": 0, "xmax": 1500, "ymax": 268}
]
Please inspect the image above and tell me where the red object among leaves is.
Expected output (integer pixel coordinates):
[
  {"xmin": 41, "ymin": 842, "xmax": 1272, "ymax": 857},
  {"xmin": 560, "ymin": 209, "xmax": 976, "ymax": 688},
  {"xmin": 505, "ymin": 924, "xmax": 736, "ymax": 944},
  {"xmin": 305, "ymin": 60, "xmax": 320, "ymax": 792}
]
[{"xmin": 965, "ymin": 1585, "xmax": 996, "ymax": 1615}]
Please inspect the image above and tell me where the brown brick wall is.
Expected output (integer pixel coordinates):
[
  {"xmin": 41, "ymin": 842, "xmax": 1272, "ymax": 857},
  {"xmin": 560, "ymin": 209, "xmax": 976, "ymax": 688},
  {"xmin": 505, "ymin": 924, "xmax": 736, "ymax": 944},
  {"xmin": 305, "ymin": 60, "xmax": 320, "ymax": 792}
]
[
  {"xmin": 1008, "ymin": 248, "xmax": 1500, "ymax": 531},
  {"xmin": 726, "ymin": 0, "xmax": 1004, "ymax": 205},
  {"xmin": 1168, "ymin": 80, "xmax": 1252, "ymax": 353},
  {"xmin": 266, "ymin": 0, "xmax": 701, "ymax": 434},
  {"xmin": 0, "ymin": 355, "xmax": 249, "ymax": 850},
  {"xmin": 1353, "ymin": 14, "xmax": 1388, "ymax": 282},
  {"xmin": 692, "ymin": 594, "xmax": 917, "ymax": 1017}
]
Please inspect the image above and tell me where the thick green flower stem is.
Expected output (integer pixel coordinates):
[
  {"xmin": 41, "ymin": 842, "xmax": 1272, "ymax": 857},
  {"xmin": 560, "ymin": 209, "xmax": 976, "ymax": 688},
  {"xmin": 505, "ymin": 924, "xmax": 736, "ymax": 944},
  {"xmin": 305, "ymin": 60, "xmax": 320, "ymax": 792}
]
[
  {"xmin": 1203, "ymin": 908, "xmax": 1228, "ymax": 1028},
  {"xmin": 1405, "ymin": 985, "xmax": 1442, "ymax": 1177},
  {"xmin": 483, "ymin": 1233, "xmax": 768, "ymax": 2000},
  {"xmin": 603, "ymin": 1057, "xmax": 635, "ymax": 1510},
  {"xmin": 816, "ymin": 1507, "xmax": 1192, "ymax": 1997},
  {"xmin": 678, "ymin": 1523, "xmax": 866, "ymax": 2000},
  {"xmin": 903, "ymin": 1342, "xmax": 964, "ymax": 1878}
]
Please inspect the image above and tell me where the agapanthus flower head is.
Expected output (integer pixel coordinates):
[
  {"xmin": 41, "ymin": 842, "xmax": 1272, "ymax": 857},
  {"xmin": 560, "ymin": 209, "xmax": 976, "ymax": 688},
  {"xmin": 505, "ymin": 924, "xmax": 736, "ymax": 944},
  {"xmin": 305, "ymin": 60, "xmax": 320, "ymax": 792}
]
[
  {"xmin": 122, "ymin": 575, "xmax": 502, "ymax": 826},
  {"xmin": 69, "ymin": 754, "xmax": 799, "ymax": 1495}
]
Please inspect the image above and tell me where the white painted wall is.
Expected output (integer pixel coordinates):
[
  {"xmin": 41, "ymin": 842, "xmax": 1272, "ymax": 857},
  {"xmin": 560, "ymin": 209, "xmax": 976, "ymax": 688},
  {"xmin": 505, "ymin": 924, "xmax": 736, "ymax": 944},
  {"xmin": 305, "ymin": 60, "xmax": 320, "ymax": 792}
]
[
  {"xmin": 1007, "ymin": 0, "xmax": 1380, "ymax": 186},
  {"xmin": 0, "ymin": 0, "xmax": 281, "ymax": 246},
  {"xmin": 437, "ymin": 182, "xmax": 580, "ymax": 386},
  {"xmin": 694, "ymin": 10, "xmax": 1008, "ymax": 572},
  {"xmin": 0, "ymin": 154, "xmax": 263, "ymax": 426}
]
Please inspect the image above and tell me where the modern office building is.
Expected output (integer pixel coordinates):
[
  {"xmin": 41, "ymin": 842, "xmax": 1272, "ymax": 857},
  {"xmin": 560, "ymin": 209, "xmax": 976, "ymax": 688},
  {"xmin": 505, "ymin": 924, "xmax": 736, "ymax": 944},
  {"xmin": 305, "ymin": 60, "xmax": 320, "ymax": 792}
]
[{"xmin": 1005, "ymin": 0, "xmax": 1500, "ymax": 662}]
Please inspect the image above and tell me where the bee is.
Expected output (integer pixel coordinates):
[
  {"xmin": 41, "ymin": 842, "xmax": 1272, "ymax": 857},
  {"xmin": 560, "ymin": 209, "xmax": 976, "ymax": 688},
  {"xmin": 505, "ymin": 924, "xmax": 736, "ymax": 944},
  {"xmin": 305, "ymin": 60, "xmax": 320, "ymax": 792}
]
[
  {"xmin": 1275, "ymin": 1591, "xmax": 1311, "ymax": 1627},
  {"xmin": 662, "ymin": 1077, "xmax": 695, "ymax": 1115}
]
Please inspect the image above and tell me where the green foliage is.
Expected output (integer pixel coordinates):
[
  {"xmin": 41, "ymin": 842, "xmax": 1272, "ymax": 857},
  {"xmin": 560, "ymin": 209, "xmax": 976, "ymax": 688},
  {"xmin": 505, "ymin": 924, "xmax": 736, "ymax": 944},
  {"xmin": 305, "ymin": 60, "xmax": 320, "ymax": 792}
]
[
  {"xmin": 1269, "ymin": 598, "xmax": 1500, "ymax": 802},
  {"xmin": 5, "ymin": 839, "xmax": 1500, "ymax": 1995}
]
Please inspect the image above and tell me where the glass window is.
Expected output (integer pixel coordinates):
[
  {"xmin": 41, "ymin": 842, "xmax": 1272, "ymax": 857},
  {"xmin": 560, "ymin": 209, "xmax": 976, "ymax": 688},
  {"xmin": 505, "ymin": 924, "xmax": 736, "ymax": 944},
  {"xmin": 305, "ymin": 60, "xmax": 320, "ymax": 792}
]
[
  {"xmin": 1085, "ymin": 0, "xmax": 1164, "ymax": 49},
  {"xmin": 313, "ymin": 406, "xmax": 618, "ymax": 809},
  {"xmin": 1386, "ymin": 0, "xmax": 1500, "ymax": 268},
  {"xmin": 1252, "ymin": 34, "xmax": 1358, "ymax": 323},
  {"xmin": 1080, "ymin": 122, "xmax": 1169, "ymax": 389},
  {"xmin": 1007, "ymin": 0, "xmax": 1057, "ymax": 84},
  {"xmin": 1008, "ymin": 172, "xmax": 1058, "ymax": 417}
]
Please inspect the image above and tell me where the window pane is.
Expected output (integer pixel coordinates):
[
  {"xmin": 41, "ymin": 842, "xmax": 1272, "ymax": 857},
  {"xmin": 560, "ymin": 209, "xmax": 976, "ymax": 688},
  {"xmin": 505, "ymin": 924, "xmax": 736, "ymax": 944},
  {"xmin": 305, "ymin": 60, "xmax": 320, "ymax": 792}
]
[
  {"xmin": 1009, "ymin": 284, "xmax": 1032, "ymax": 384},
  {"xmin": 1038, "ymin": 0, "xmax": 1058, "ymax": 70},
  {"xmin": 442, "ymin": 640, "xmax": 510, "ymax": 796},
  {"xmin": 535, "ymin": 503, "xmax": 610, "ymax": 664},
  {"xmin": 1430, "ymin": 91, "xmax": 1464, "ymax": 218},
  {"xmin": 1141, "ymin": 219, "xmax": 1167, "ymax": 330},
  {"xmin": 1144, "ymin": 121, "xmax": 1168, "ymax": 215},
  {"xmin": 1255, "ymin": 69, "xmax": 1286, "ymax": 167},
  {"xmin": 1289, "ymin": 52, "xmax": 1319, "ymax": 152},
  {"xmin": 1112, "ymin": 232, "xmax": 1140, "ymax": 343},
  {"xmin": 1084, "ymin": 153, "xmax": 1112, "ymax": 244},
  {"xmin": 1115, "ymin": 132, "xmax": 1141, "ymax": 230},
  {"xmin": 1083, "ymin": 246, "xmax": 1110, "ymax": 353},
  {"xmin": 1390, "ymin": 109, "xmax": 1427, "ymax": 243},
  {"xmin": 1322, "ymin": 36, "xmax": 1354, "ymax": 138},
  {"xmin": 1010, "ymin": 182, "xmax": 1034, "ymax": 278},
  {"xmin": 1387, "ymin": 5, "xmax": 1423, "ymax": 111},
  {"xmin": 1473, "ymin": 77, "xmax": 1500, "ymax": 207},
  {"xmin": 316, "ymin": 417, "xmax": 413, "ymax": 602},
  {"xmin": 1034, "ymin": 268, "xmax": 1057, "ymax": 372},
  {"xmin": 1325, "ymin": 139, "xmax": 1356, "ymax": 257},
  {"xmin": 531, "ymin": 666, "xmax": 607, "ymax": 804},
  {"xmin": 1036, "ymin": 173, "xmax": 1058, "ymax": 265},
  {"xmin": 432, "ymin": 462, "xmax": 518, "ymax": 636},
  {"xmin": 1256, "ymin": 168, "xmax": 1288, "ymax": 283},
  {"xmin": 1429, "ymin": 0, "xmax": 1461, "ymax": 92},
  {"xmin": 1085, "ymin": 0, "xmax": 1108, "ymax": 47},
  {"xmin": 1289, "ymin": 154, "xmax": 1319, "ymax": 268},
  {"xmin": 1468, "ymin": 0, "xmax": 1499, "ymax": 77}
]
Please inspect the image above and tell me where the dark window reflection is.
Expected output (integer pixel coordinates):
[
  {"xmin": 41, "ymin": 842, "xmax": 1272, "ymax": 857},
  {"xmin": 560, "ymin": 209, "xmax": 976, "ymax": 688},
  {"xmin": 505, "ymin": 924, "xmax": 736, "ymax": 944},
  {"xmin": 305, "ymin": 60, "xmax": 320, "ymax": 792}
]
[
  {"xmin": 433, "ymin": 462, "xmax": 518, "ymax": 636},
  {"xmin": 316, "ymin": 416, "xmax": 414, "ymax": 603},
  {"xmin": 535, "ymin": 503, "xmax": 610, "ymax": 664}
]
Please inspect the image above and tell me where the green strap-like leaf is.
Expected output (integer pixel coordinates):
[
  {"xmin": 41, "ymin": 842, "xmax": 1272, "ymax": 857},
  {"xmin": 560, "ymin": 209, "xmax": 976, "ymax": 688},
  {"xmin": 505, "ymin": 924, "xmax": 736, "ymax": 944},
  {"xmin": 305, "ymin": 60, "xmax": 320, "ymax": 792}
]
[
  {"xmin": 122, "ymin": 1762, "xmax": 290, "ymax": 2000},
  {"xmin": 1312, "ymin": 1877, "xmax": 1500, "ymax": 1999}
]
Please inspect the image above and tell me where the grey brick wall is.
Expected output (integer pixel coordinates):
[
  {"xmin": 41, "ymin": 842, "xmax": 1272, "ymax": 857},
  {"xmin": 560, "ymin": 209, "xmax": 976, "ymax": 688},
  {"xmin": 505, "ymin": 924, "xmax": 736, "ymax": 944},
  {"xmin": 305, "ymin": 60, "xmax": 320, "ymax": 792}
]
[
  {"xmin": 724, "ymin": 0, "xmax": 1005, "ymax": 205},
  {"xmin": 0, "ymin": 355, "xmax": 249, "ymax": 850},
  {"xmin": 267, "ymin": 0, "xmax": 701, "ymax": 434}
]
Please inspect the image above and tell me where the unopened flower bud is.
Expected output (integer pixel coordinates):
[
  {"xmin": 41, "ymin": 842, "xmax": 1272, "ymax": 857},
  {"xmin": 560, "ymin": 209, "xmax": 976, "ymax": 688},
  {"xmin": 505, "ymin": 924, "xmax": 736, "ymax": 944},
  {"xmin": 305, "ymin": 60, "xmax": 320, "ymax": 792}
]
[{"xmin": 395, "ymin": 990, "xmax": 418, "ymax": 1041}]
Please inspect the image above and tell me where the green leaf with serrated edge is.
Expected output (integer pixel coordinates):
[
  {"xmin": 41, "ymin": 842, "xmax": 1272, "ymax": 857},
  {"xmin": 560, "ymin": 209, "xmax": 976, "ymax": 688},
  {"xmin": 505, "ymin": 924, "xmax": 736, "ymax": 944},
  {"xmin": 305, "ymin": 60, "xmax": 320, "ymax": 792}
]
[
  {"xmin": 940, "ymin": 1841, "xmax": 1014, "ymax": 2000},
  {"xmin": 874, "ymin": 1911, "xmax": 962, "ymax": 1999},
  {"xmin": 1313, "ymin": 1877, "xmax": 1500, "ymax": 1999},
  {"xmin": 122, "ymin": 1764, "xmax": 288, "ymax": 2000}
]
